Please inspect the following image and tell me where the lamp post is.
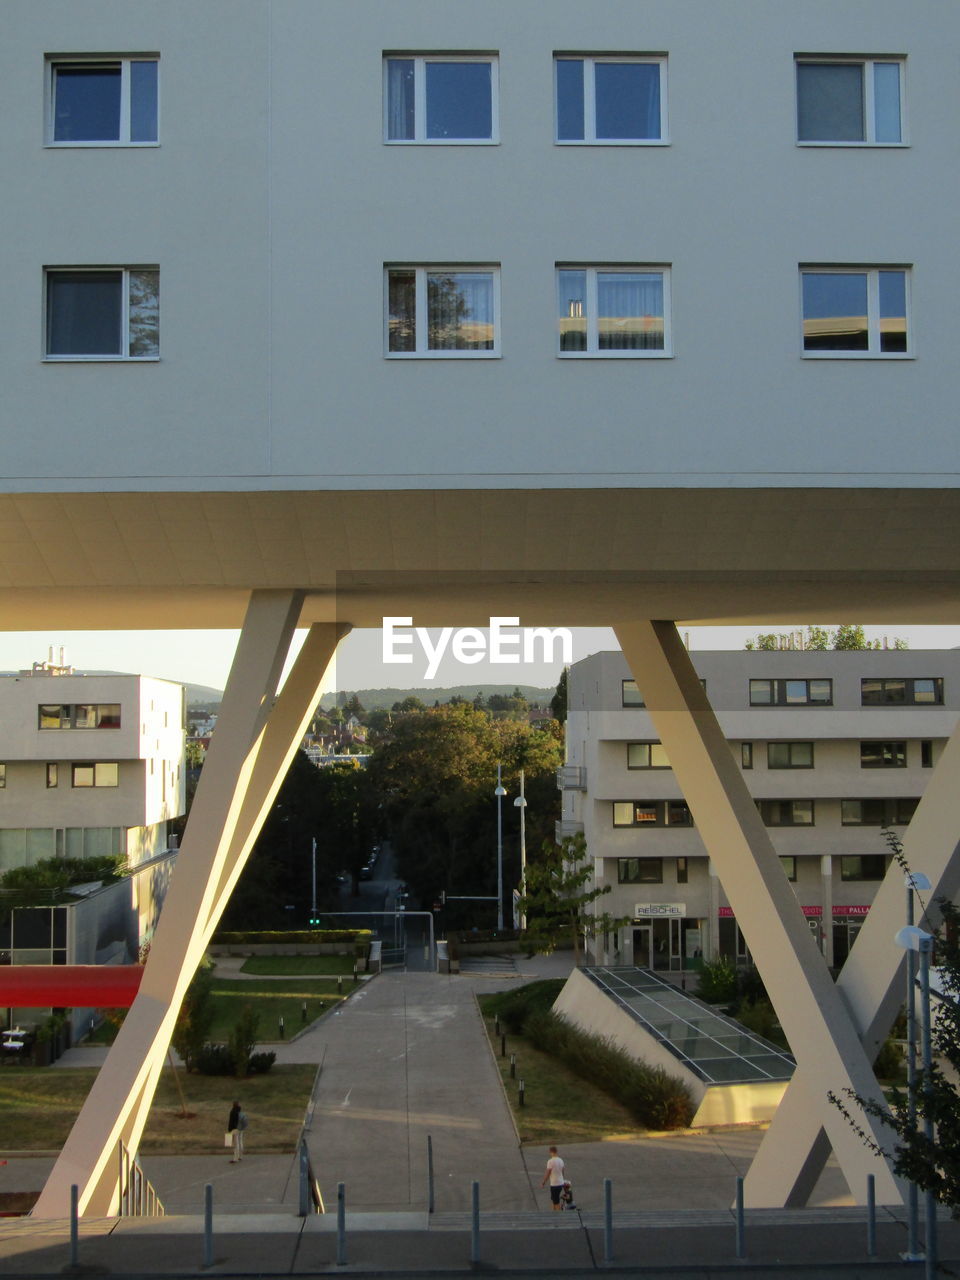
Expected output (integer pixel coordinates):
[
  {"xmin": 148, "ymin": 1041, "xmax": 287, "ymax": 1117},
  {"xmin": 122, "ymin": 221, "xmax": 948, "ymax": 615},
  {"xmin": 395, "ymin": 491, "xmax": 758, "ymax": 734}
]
[
  {"xmin": 514, "ymin": 770, "xmax": 527, "ymax": 930},
  {"xmin": 903, "ymin": 871, "xmax": 932, "ymax": 1260},
  {"xmin": 895, "ymin": 923, "xmax": 937, "ymax": 1280},
  {"xmin": 494, "ymin": 764, "xmax": 506, "ymax": 931}
]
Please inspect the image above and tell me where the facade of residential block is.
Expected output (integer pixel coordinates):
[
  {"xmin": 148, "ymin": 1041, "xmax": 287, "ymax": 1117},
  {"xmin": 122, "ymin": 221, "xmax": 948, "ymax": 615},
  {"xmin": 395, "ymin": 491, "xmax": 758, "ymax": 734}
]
[{"xmin": 563, "ymin": 649, "xmax": 960, "ymax": 971}]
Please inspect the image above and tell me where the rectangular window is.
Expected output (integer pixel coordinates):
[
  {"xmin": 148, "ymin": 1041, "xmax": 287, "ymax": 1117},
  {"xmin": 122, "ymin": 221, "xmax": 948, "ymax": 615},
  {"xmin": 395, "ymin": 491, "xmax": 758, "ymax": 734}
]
[
  {"xmin": 557, "ymin": 266, "xmax": 670, "ymax": 356},
  {"xmin": 676, "ymin": 856, "xmax": 688, "ymax": 884},
  {"xmin": 666, "ymin": 800, "xmax": 692, "ymax": 826},
  {"xmin": 621, "ymin": 679, "xmax": 644, "ymax": 707},
  {"xmin": 921, "ymin": 740, "xmax": 933, "ymax": 768},
  {"xmin": 613, "ymin": 801, "xmax": 691, "ymax": 827},
  {"xmin": 617, "ymin": 857, "xmax": 663, "ymax": 884},
  {"xmin": 46, "ymin": 268, "xmax": 159, "ymax": 359},
  {"xmin": 39, "ymin": 703, "xmax": 121, "ymax": 729},
  {"xmin": 556, "ymin": 56, "xmax": 667, "ymax": 143},
  {"xmin": 841, "ymin": 855, "xmax": 889, "ymax": 882},
  {"xmin": 767, "ymin": 741, "xmax": 814, "ymax": 769},
  {"xmin": 780, "ymin": 856, "xmax": 797, "ymax": 882},
  {"xmin": 841, "ymin": 797, "xmax": 919, "ymax": 825},
  {"xmin": 796, "ymin": 58, "xmax": 903, "ymax": 145},
  {"xmin": 0, "ymin": 764, "xmax": 5, "ymax": 788},
  {"xmin": 861, "ymin": 677, "xmax": 943, "ymax": 705},
  {"xmin": 750, "ymin": 678, "xmax": 832, "ymax": 706},
  {"xmin": 46, "ymin": 764, "xmax": 58, "ymax": 789},
  {"xmin": 48, "ymin": 57, "xmax": 159, "ymax": 145},
  {"xmin": 385, "ymin": 55, "xmax": 498, "ymax": 143},
  {"xmin": 386, "ymin": 266, "xmax": 499, "ymax": 356},
  {"xmin": 39, "ymin": 704, "xmax": 69, "ymax": 729},
  {"xmin": 860, "ymin": 740, "xmax": 907, "ymax": 768},
  {"xmin": 627, "ymin": 741, "xmax": 670, "ymax": 769},
  {"xmin": 740, "ymin": 742, "xmax": 754, "ymax": 769},
  {"xmin": 801, "ymin": 268, "xmax": 909, "ymax": 357},
  {"xmin": 72, "ymin": 762, "xmax": 119, "ymax": 788},
  {"xmin": 757, "ymin": 799, "xmax": 814, "ymax": 826}
]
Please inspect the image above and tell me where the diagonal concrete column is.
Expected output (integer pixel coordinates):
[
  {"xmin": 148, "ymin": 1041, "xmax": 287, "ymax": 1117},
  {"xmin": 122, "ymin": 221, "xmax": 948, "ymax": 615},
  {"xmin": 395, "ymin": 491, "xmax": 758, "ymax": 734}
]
[
  {"xmin": 744, "ymin": 720, "xmax": 960, "ymax": 1205},
  {"xmin": 34, "ymin": 594, "xmax": 349, "ymax": 1217},
  {"xmin": 613, "ymin": 620, "xmax": 899, "ymax": 1206}
]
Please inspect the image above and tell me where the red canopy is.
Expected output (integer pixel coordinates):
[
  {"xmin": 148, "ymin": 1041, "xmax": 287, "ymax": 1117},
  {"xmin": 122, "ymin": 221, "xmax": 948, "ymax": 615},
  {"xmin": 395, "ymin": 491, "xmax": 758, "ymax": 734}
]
[{"xmin": 0, "ymin": 966, "xmax": 143, "ymax": 1008}]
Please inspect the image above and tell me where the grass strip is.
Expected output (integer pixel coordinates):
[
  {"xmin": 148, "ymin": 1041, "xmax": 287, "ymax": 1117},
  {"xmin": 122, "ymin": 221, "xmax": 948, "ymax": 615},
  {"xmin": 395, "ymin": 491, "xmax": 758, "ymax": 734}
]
[
  {"xmin": 239, "ymin": 955, "xmax": 362, "ymax": 977},
  {"xmin": 207, "ymin": 978, "xmax": 343, "ymax": 1042},
  {"xmin": 0, "ymin": 1064, "xmax": 318, "ymax": 1155}
]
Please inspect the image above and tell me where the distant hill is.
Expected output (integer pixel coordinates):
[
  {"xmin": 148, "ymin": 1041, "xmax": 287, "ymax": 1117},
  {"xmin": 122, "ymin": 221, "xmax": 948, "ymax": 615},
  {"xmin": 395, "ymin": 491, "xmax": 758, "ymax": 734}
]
[
  {"xmin": 185, "ymin": 683, "xmax": 227, "ymax": 706},
  {"xmin": 319, "ymin": 684, "xmax": 556, "ymax": 711}
]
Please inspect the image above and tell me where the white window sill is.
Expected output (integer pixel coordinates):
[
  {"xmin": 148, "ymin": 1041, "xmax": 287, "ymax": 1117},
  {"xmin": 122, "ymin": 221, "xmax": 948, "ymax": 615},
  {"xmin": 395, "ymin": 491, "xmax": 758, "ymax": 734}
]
[
  {"xmin": 801, "ymin": 351, "xmax": 912, "ymax": 360},
  {"xmin": 386, "ymin": 352, "xmax": 500, "ymax": 360},
  {"xmin": 795, "ymin": 140, "xmax": 907, "ymax": 148},
  {"xmin": 45, "ymin": 141, "xmax": 160, "ymax": 148},
  {"xmin": 44, "ymin": 355, "xmax": 160, "ymax": 363},
  {"xmin": 558, "ymin": 351, "xmax": 672, "ymax": 359},
  {"xmin": 555, "ymin": 139, "xmax": 670, "ymax": 147},
  {"xmin": 384, "ymin": 138, "xmax": 499, "ymax": 146}
]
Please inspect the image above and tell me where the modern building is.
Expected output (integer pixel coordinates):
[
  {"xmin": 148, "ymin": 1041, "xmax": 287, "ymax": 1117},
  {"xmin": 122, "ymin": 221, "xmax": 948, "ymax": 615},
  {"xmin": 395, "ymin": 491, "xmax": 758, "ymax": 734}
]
[
  {"xmin": 564, "ymin": 648, "xmax": 959, "ymax": 970},
  {"xmin": 5, "ymin": 0, "xmax": 960, "ymax": 1215}
]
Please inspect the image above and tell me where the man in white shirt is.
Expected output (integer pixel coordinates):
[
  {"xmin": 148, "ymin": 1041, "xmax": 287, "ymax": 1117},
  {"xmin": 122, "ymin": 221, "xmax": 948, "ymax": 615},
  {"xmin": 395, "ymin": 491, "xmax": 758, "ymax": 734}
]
[{"xmin": 541, "ymin": 1145, "xmax": 565, "ymax": 1210}]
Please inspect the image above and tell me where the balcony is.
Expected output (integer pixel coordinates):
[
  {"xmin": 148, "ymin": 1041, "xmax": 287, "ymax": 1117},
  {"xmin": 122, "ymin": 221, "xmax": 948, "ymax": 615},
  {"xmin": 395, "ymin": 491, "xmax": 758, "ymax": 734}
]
[
  {"xmin": 556, "ymin": 764, "xmax": 587, "ymax": 791},
  {"xmin": 555, "ymin": 818, "xmax": 585, "ymax": 842}
]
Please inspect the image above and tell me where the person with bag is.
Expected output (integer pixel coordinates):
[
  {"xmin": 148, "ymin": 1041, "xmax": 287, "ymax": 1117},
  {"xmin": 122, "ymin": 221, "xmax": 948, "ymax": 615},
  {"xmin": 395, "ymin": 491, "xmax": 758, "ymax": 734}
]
[
  {"xmin": 226, "ymin": 1100, "xmax": 247, "ymax": 1162},
  {"xmin": 540, "ymin": 1145, "xmax": 565, "ymax": 1210}
]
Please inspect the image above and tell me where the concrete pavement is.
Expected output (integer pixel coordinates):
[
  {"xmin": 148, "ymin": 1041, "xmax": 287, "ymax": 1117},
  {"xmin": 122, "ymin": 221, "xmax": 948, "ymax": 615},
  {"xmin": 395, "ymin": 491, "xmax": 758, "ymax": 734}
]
[{"xmin": 3, "ymin": 954, "xmax": 958, "ymax": 1275}]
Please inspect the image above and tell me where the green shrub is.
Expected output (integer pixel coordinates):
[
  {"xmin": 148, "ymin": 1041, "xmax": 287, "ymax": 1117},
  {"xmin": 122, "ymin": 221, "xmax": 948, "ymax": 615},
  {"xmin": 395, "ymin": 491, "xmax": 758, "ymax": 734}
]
[
  {"xmin": 247, "ymin": 1051, "xmax": 276, "ymax": 1075},
  {"xmin": 524, "ymin": 1009, "xmax": 694, "ymax": 1130},
  {"xmin": 212, "ymin": 929, "xmax": 371, "ymax": 945},
  {"xmin": 481, "ymin": 979, "xmax": 565, "ymax": 1034},
  {"xmin": 229, "ymin": 1005, "xmax": 261, "ymax": 1079},
  {"xmin": 732, "ymin": 997, "xmax": 787, "ymax": 1048},
  {"xmin": 697, "ymin": 957, "xmax": 738, "ymax": 1004},
  {"xmin": 873, "ymin": 1036, "xmax": 905, "ymax": 1083},
  {"xmin": 194, "ymin": 1043, "xmax": 234, "ymax": 1075}
]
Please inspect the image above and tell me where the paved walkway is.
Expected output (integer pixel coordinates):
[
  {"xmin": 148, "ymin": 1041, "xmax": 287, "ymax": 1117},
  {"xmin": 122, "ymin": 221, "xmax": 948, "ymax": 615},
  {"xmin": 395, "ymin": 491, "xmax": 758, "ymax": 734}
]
[{"xmin": 3, "ymin": 955, "xmax": 958, "ymax": 1275}]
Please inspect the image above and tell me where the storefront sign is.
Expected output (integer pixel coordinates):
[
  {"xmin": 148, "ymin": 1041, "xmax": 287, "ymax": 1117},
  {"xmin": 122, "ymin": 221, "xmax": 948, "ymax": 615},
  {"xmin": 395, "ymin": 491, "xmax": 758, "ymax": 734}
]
[
  {"xmin": 833, "ymin": 904, "xmax": 871, "ymax": 917},
  {"xmin": 634, "ymin": 903, "xmax": 686, "ymax": 918},
  {"xmin": 719, "ymin": 905, "xmax": 824, "ymax": 918}
]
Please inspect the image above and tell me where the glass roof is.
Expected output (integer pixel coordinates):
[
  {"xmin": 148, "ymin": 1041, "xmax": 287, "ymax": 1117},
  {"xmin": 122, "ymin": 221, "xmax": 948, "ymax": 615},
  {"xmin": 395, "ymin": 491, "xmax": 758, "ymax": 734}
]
[{"xmin": 583, "ymin": 966, "xmax": 795, "ymax": 1085}]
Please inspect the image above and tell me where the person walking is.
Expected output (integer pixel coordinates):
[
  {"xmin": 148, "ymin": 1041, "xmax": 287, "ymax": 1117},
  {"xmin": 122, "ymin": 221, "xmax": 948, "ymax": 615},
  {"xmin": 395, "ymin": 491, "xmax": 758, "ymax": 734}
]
[
  {"xmin": 541, "ymin": 1145, "xmax": 565, "ymax": 1210},
  {"xmin": 227, "ymin": 1100, "xmax": 246, "ymax": 1162}
]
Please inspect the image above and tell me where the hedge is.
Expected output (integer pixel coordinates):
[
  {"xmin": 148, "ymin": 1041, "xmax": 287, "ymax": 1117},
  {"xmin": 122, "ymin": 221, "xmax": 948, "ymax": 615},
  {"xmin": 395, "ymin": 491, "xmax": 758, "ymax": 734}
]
[{"xmin": 211, "ymin": 929, "xmax": 372, "ymax": 945}]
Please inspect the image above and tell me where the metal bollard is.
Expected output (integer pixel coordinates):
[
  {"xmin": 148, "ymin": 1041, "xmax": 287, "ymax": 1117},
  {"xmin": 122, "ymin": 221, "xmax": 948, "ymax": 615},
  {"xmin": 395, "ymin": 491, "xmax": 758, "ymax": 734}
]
[
  {"xmin": 203, "ymin": 1182, "xmax": 214, "ymax": 1268},
  {"xmin": 427, "ymin": 1134, "xmax": 435, "ymax": 1214},
  {"xmin": 301, "ymin": 1000, "xmax": 307, "ymax": 1023},
  {"xmin": 338, "ymin": 975, "xmax": 343, "ymax": 994},
  {"xmin": 735, "ymin": 1176, "xmax": 745, "ymax": 1259},
  {"xmin": 500, "ymin": 1033, "xmax": 506, "ymax": 1057},
  {"xmin": 518, "ymin": 1078, "xmax": 525, "ymax": 1107},
  {"xmin": 279, "ymin": 1015, "xmax": 285, "ymax": 1039},
  {"xmin": 866, "ymin": 1174, "xmax": 876, "ymax": 1258},
  {"xmin": 470, "ymin": 1180, "xmax": 480, "ymax": 1264},
  {"xmin": 603, "ymin": 1178, "xmax": 613, "ymax": 1263},
  {"xmin": 298, "ymin": 1138, "xmax": 311, "ymax": 1217},
  {"xmin": 494, "ymin": 1015, "xmax": 500, "ymax": 1036},
  {"xmin": 336, "ymin": 1182, "xmax": 346, "ymax": 1266},
  {"xmin": 69, "ymin": 1184, "xmax": 79, "ymax": 1268},
  {"xmin": 510, "ymin": 1052, "xmax": 516, "ymax": 1079}
]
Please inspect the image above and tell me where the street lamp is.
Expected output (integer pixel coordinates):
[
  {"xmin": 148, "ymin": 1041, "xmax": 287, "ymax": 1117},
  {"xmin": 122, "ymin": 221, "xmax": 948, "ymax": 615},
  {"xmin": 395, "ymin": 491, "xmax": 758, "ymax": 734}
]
[
  {"xmin": 514, "ymin": 769, "xmax": 527, "ymax": 930},
  {"xmin": 895, "ymin": 923, "xmax": 937, "ymax": 1280},
  {"xmin": 903, "ymin": 871, "xmax": 932, "ymax": 1260},
  {"xmin": 494, "ymin": 764, "xmax": 506, "ymax": 931}
]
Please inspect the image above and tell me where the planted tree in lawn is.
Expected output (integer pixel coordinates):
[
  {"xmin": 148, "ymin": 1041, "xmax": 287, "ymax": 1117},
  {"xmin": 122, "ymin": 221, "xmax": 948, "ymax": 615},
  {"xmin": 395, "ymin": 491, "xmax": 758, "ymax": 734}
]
[{"xmin": 519, "ymin": 833, "xmax": 630, "ymax": 966}]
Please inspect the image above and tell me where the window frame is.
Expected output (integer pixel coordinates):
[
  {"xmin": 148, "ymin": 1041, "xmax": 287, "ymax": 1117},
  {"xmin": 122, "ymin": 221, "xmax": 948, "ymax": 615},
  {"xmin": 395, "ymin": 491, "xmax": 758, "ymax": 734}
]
[
  {"xmin": 749, "ymin": 678, "xmax": 833, "ymax": 707},
  {"xmin": 44, "ymin": 267, "xmax": 159, "ymax": 361},
  {"xmin": 627, "ymin": 741, "xmax": 670, "ymax": 770},
  {"xmin": 861, "ymin": 677, "xmax": 944, "ymax": 706},
  {"xmin": 46, "ymin": 55, "xmax": 160, "ymax": 147},
  {"xmin": 384, "ymin": 265, "xmax": 500, "ymax": 358},
  {"xmin": 795, "ymin": 56, "xmax": 906, "ymax": 147},
  {"xmin": 841, "ymin": 797, "xmax": 918, "ymax": 825},
  {"xmin": 383, "ymin": 54, "xmax": 499, "ymax": 144},
  {"xmin": 800, "ymin": 267, "xmax": 911, "ymax": 359},
  {"xmin": 556, "ymin": 265, "xmax": 672, "ymax": 358},
  {"xmin": 840, "ymin": 854, "xmax": 889, "ymax": 882},
  {"xmin": 767, "ymin": 741, "xmax": 815, "ymax": 769},
  {"xmin": 612, "ymin": 800, "xmax": 692, "ymax": 828},
  {"xmin": 38, "ymin": 702, "xmax": 121, "ymax": 729},
  {"xmin": 0, "ymin": 764, "xmax": 5, "ymax": 789},
  {"xmin": 554, "ymin": 55, "xmax": 669, "ymax": 145},
  {"xmin": 780, "ymin": 856, "xmax": 798, "ymax": 882},
  {"xmin": 757, "ymin": 799, "xmax": 814, "ymax": 827},
  {"xmin": 859, "ymin": 740, "xmax": 907, "ymax": 769},
  {"xmin": 71, "ymin": 762, "xmax": 120, "ymax": 789},
  {"xmin": 617, "ymin": 856, "xmax": 664, "ymax": 885},
  {"xmin": 740, "ymin": 743, "xmax": 754, "ymax": 769}
]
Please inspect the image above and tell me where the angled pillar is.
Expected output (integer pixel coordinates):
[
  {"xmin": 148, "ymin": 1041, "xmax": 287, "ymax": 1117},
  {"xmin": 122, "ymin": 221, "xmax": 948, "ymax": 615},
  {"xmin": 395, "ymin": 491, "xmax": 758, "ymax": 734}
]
[
  {"xmin": 33, "ymin": 594, "xmax": 349, "ymax": 1217},
  {"xmin": 744, "ymin": 720, "xmax": 960, "ymax": 1205},
  {"xmin": 613, "ymin": 620, "xmax": 900, "ymax": 1206}
]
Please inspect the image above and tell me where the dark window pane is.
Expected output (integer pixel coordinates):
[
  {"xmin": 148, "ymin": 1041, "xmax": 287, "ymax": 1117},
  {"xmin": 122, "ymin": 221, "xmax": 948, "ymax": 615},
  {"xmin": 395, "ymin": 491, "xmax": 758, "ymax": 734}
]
[
  {"xmin": 425, "ymin": 62, "xmax": 491, "ymax": 139},
  {"xmin": 802, "ymin": 273, "xmax": 868, "ymax": 350},
  {"xmin": 128, "ymin": 270, "xmax": 159, "ymax": 357},
  {"xmin": 879, "ymin": 271, "xmax": 907, "ymax": 352},
  {"xmin": 797, "ymin": 63, "xmax": 864, "ymax": 141},
  {"xmin": 427, "ymin": 272, "xmax": 493, "ymax": 350},
  {"xmin": 386, "ymin": 59, "xmax": 415, "ymax": 140},
  {"xmin": 14, "ymin": 908, "xmax": 53, "ymax": 948},
  {"xmin": 48, "ymin": 272, "xmax": 122, "ymax": 356},
  {"xmin": 388, "ymin": 270, "xmax": 416, "ymax": 351},
  {"xmin": 130, "ymin": 61, "xmax": 158, "ymax": 142},
  {"xmin": 556, "ymin": 59, "xmax": 584, "ymax": 139},
  {"xmin": 595, "ymin": 62, "xmax": 660, "ymax": 139},
  {"xmin": 54, "ymin": 65, "xmax": 121, "ymax": 141},
  {"xmin": 558, "ymin": 269, "xmax": 587, "ymax": 351},
  {"xmin": 597, "ymin": 272, "xmax": 664, "ymax": 350}
]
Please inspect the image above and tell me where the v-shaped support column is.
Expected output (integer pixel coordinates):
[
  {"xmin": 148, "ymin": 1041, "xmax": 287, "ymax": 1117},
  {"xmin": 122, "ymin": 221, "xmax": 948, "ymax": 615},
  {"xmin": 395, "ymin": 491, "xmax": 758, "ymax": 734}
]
[
  {"xmin": 744, "ymin": 719, "xmax": 960, "ymax": 1205},
  {"xmin": 33, "ymin": 593, "xmax": 349, "ymax": 1217},
  {"xmin": 613, "ymin": 621, "xmax": 900, "ymax": 1206}
]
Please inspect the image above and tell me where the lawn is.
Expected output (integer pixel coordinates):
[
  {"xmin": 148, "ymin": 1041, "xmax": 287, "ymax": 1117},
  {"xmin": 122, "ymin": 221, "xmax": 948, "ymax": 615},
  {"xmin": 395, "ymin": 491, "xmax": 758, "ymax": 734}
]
[
  {"xmin": 0, "ymin": 1064, "xmax": 318, "ymax": 1155},
  {"xmin": 207, "ymin": 978, "xmax": 343, "ymax": 1042},
  {"xmin": 478, "ymin": 1006, "xmax": 647, "ymax": 1146},
  {"xmin": 239, "ymin": 955, "xmax": 363, "ymax": 977}
]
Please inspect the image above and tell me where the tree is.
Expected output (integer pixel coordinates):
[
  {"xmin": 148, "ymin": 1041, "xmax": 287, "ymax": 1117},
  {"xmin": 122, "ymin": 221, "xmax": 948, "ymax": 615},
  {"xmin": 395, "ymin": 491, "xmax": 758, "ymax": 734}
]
[
  {"xmin": 519, "ymin": 833, "xmax": 631, "ymax": 966},
  {"xmin": 171, "ymin": 963, "xmax": 216, "ymax": 1072},
  {"xmin": 830, "ymin": 834, "xmax": 960, "ymax": 1217},
  {"xmin": 744, "ymin": 625, "xmax": 908, "ymax": 651},
  {"xmin": 551, "ymin": 668, "xmax": 568, "ymax": 724}
]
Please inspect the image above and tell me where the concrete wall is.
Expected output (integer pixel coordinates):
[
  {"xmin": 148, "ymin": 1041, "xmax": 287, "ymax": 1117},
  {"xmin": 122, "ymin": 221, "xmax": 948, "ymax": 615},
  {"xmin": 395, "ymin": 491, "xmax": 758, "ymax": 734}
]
[{"xmin": 2, "ymin": 0, "xmax": 956, "ymax": 493}]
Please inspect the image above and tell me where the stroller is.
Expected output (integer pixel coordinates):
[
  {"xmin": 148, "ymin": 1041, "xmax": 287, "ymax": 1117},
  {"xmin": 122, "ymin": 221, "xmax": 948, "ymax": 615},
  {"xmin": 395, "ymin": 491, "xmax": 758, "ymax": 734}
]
[{"xmin": 559, "ymin": 1180, "xmax": 577, "ymax": 1211}]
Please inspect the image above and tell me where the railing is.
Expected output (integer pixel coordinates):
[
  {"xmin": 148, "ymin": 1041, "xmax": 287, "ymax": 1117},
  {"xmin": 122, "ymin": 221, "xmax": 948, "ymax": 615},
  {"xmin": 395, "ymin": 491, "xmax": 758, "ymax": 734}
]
[
  {"xmin": 117, "ymin": 1141, "xmax": 164, "ymax": 1217},
  {"xmin": 556, "ymin": 764, "xmax": 587, "ymax": 791},
  {"xmin": 555, "ymin": 818, "xmax": 585, "ymax": 841}
]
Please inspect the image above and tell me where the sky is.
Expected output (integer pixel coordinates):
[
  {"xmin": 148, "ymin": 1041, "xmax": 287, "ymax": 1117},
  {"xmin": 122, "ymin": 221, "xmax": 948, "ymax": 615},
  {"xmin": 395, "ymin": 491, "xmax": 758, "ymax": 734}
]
[{"xmin": 4, "ymin": 622, "xmax": 959, "ymax": 696}]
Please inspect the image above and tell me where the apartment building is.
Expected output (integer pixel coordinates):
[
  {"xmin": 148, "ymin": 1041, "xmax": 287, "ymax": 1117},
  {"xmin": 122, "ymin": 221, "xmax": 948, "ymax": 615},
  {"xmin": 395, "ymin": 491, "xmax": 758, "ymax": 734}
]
[{"xmin": 563, "ymin": 649, "xmax": 960, "ymax": 970}]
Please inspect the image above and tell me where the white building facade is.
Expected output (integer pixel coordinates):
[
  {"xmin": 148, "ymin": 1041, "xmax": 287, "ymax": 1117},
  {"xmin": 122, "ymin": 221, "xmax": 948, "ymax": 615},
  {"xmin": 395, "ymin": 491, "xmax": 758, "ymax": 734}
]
[{"xmin": 564, "ymin": 649, "xmax": 960, "ymax": 971}]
